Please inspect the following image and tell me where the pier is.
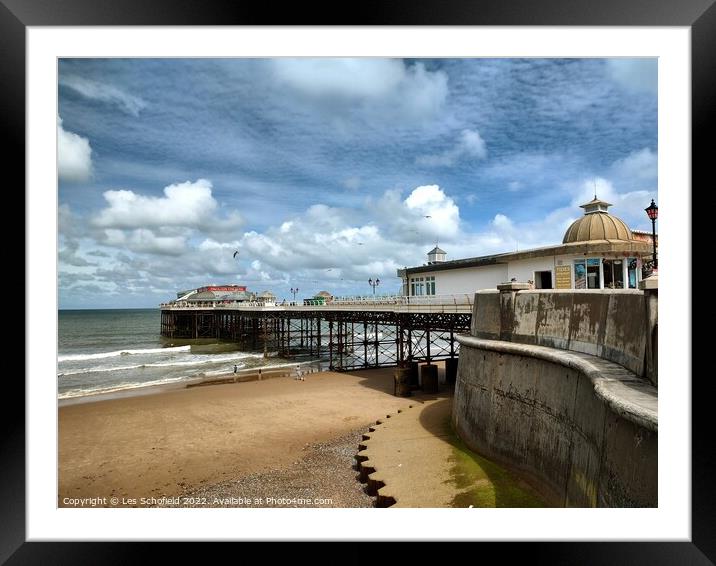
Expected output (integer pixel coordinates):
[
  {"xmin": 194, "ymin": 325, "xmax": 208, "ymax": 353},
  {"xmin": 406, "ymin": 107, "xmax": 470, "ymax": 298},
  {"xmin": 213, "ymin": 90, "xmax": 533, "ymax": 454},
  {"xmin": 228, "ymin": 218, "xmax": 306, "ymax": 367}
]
[{"xmin": 160, "ymin": 294, "xmax": 472, "ymax": 374}]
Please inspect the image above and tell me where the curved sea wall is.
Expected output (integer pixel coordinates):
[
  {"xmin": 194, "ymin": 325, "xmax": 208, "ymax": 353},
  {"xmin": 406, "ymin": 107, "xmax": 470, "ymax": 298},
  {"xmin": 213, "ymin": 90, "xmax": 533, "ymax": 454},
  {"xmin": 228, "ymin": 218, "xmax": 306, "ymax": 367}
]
[
  {"xmin": 471, "ymin": 288, "xmax": 651, "ymax": 378},
  {"xmin": 455, "ymin": 286, "xmax": 658, "ymax": 507}
]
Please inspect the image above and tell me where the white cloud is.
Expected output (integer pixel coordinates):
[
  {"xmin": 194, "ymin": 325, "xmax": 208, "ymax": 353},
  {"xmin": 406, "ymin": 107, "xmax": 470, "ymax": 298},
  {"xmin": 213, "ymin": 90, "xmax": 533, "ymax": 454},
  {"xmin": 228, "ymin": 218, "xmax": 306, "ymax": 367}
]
[
  {"xmin": 102, "ymin": 228, "xmax": 186, "ymax": 256},
  {"xmin": 342, "ymin": 176, "xmax": 362, "ymax": 190},
  {"xmin": 481, "ymin": 152, "xmax": 557, "ymax": 184},
  {"xmin": 606, "ymin": 59, "xmax": 657, "ymax": 95},
  {"xmin": 60, "ymin": 75, "xmax": 147, "ymax": 116},
  {"xmin": 60, "ymin": 174, "xmax": 655, "ymax": 304},
  {"xmin": 375, "ymin": 184, "xmax": 462, "ymax": 242},
  {"xmin": 270, "ymin": 59, "xmax": 448, "ymax": 119},
  {"xmin": 93, "ymin": 179, "xmax": 241, "ymax": 232},
  {"xmin": 226, "ymin": 184, "xmax": 463, "ymax": 284},
  {"xmin": 571, "ymin": 177, "xmax": 615, "ymax": 207},
  {"xmin": 59, "ymin": 239, "xmax": 93, "ymax": 267},
  {"xmin": 404, "ymin": 185, "xmax": 460, "ymax": 236},
  {"xmin": 610, "ymin": 147, "xmax": 657, "ymax": 181},
  {"xmin": 458, "ymin": 130, "xmax": 488, "ymax": 159},
  {"xmin": 59, "ymin": 203, "xmax": 83, "ymax": 239},
  {"xmin": 492, "ymin": 213, "xmax": 514, "ymax": 232},
  {"xmin": 416, "ymin": 129, "xmax": 487, "ymax": 167},
  {"xmin": 566, "ymin": 177, "xmax": 655, "ymax": 231},
  {"xmin": 272, "ymin": 58, "xmax": 404, "ymax": 99},
  {"xmin": 439, "ymin": 206, "xmax": 576, "ymax": 260},
  {"xmin": 58, "ymin": 117, "xmax": 92, "ymax": 182},
  {"xmin": 439, "ymin": 176, "xmax": 656, "ymax": 261},
  {"xmin": 79, "ymin": 179, "xmax": 245, "ymax": 265}
]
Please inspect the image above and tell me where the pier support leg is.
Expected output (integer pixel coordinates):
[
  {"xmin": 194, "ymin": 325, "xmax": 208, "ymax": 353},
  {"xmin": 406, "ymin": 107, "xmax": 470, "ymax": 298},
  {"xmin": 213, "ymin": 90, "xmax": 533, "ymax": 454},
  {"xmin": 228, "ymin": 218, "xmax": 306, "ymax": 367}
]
[
  {"xmin": 445, "ymin": 357, "xmax": 459, "ymax": 386},
  {"xmin": 421, "ymin": 364, "xmax": 438, "ymax": 393},
  {"xmin": 409, "ymin": 361, "xmax": 420, "ymax": 389}
]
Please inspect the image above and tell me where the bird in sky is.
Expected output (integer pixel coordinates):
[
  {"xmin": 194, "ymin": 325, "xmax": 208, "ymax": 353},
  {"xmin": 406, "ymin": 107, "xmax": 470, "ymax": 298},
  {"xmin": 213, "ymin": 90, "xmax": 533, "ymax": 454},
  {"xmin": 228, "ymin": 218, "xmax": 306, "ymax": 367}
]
[
  {"xmin": 424, "ymin": 215, "xmax": 432, "ymax": 219},
  {"xmin": 233, "ymin": 250, "xmax": 239, "ymax": 258}
]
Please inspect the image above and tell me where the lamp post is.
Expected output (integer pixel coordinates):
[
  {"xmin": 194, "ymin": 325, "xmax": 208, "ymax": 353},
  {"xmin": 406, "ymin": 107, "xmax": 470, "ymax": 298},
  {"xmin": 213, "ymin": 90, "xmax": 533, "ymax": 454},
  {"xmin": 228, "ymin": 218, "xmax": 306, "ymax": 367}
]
[
  {"xmin": 290, "ymin": 287, "xmax": 299, "ymax": 301},
  {"xmin": 644, "ymin": 199, "xmax": 658, "ymax": 270},
  {"xmin": 368, "ymin": 278, "xmax": 380, "ymax": 295}
]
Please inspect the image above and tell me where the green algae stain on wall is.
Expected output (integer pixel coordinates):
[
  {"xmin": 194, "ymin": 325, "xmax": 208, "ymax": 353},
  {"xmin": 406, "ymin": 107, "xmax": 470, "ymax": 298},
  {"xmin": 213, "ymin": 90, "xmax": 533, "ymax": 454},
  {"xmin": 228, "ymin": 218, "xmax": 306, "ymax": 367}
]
[{"xmin": 442, "ymin": 417, "xmax": 547, "ymax": 508}]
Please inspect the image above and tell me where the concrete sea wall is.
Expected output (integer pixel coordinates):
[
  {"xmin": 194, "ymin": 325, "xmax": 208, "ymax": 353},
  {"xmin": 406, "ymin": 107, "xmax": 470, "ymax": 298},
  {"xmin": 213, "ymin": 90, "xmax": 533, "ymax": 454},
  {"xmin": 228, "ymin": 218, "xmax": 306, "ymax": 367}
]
[
  {"xmin": 456, "ymin": 286, "xmax": 658, "ymax": 507},
  {"xmin": 471, "ymin": 288, "xmax": 653, "ymax": 379}
]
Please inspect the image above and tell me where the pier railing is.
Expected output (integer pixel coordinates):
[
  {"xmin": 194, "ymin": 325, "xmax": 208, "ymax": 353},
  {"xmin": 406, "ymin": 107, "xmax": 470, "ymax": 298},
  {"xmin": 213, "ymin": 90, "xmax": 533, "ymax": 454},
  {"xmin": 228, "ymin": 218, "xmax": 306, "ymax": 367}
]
[{"xmin": 160, "ymin": 293, "xmax": 474, "ymax": 313}]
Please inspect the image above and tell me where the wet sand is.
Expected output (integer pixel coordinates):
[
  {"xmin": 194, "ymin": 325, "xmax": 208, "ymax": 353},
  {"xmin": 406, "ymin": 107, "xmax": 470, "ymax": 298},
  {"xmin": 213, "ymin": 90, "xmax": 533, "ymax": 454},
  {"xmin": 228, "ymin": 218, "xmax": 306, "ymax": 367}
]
[{"xmin": 59, "ymin": 367, "xmax": 422, "ymax": 507}]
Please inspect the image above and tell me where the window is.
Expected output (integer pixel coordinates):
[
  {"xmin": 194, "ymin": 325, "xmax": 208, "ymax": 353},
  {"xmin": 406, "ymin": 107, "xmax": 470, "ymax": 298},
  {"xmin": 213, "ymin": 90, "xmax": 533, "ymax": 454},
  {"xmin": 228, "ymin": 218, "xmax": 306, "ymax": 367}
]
[
  {"xmin": 574, "ymin": 258, "xmax": 601, "ymax": 289},
  {"xmin": 409, "ymin": 276, "xmax": 436, "ymax": 296},
  {"xmin": 573, "ymin": 260, "xmax": 586, "ymax": 289},
  {"xmin": 627, "ymin": 258, "xmax": 638, "ymax": 289},
  {"xmin": 603, "ymin": 259, "xmax": 625, "ymax": 289}
]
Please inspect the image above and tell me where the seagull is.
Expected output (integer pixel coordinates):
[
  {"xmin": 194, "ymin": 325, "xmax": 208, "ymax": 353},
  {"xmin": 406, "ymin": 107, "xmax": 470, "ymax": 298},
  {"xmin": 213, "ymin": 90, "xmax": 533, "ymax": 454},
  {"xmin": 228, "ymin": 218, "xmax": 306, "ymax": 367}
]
[{"xmin": 424, "ymin": 215, "xmax": 432, "ymax": 218}]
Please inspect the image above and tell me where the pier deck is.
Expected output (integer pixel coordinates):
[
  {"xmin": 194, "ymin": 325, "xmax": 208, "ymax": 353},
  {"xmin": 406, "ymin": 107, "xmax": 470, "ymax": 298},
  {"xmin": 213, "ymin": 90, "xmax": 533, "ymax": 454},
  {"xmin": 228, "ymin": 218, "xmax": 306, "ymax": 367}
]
[{"xmin": 160, "ymin": 295, "xmax": 473, "ymax": 373}]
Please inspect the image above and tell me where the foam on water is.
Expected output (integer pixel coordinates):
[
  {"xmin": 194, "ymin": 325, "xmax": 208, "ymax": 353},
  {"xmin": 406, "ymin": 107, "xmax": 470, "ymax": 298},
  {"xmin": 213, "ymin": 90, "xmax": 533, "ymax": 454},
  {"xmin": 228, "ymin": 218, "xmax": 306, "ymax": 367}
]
[
  {"xmin": 58, "ymin": 375, "xmax": 199, "ymax": 399},
  {"xmin": 58, "ymin": 345, "xmax": 191, "ymax": 362},
  {"xmin": 57, "ymin": 309, "xmax": 326, "ymax": 399}
]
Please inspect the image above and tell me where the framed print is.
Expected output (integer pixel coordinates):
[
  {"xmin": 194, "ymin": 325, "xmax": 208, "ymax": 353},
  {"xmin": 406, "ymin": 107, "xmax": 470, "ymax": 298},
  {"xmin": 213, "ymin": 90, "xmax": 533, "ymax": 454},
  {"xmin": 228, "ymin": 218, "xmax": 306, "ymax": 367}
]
[{"xmin": 6, "ymin": 0, "xmax": 712, "ymax": 561}]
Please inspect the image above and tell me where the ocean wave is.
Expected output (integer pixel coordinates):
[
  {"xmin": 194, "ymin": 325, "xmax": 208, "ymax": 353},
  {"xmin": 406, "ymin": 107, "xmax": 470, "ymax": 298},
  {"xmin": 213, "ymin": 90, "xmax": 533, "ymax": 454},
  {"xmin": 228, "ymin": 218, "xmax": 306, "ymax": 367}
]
[
  {"xmin": 202, "ymin": 364, "xmax": 246, "ymax": 377},
  {"xmin": 58, "ymin": 360, "xmax": 323, "ymax": 398},
  {"xmin": 57, "ymin": 351, "xmax": 265, "ymax": 376},
  {"xmin": 58, "ymin": 375, "xmax": 199, "ymax": 399},
  {"xmin": 58, "ymin": 364, "xmax": 145, "ymax": 376},
  {"xmin": 148, "ymin": 352, "xmax": 265, "ymax": 367},
  {"xmin": 58, "ymin": 345, "xmax": 191, "ymax": 362}
]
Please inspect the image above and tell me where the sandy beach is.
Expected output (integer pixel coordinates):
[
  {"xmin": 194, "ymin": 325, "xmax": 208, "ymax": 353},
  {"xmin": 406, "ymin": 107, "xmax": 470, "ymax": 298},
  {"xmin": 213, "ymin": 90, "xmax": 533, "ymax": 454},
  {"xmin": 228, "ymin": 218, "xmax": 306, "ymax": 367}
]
[{"xmin": 59, "ymin": 367, "xmax": 431, "ymax": 507}]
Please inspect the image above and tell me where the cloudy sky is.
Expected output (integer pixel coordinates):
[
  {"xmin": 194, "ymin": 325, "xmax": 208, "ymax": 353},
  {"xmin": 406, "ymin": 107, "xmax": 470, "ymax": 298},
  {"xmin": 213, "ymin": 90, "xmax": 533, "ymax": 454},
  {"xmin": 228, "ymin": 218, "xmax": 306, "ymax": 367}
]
[{"xmin": 58, "ymin": 58, "xmax": 657, "ymax": 309}]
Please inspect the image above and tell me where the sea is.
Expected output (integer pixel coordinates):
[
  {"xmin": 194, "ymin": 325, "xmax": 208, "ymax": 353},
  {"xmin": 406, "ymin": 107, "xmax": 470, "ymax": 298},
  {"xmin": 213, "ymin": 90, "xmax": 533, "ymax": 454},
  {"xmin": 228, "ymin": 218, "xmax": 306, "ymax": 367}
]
[{"xmin": 57, "ymin": 309, "xmax": 324, "ymax": 401}]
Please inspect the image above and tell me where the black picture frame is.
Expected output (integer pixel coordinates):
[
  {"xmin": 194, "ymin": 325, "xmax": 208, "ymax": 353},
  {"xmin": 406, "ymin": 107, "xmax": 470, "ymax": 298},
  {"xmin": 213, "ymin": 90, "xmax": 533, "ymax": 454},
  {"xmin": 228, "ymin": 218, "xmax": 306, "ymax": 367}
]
[{"xmin": 7, "ymin": 0, "xmax": 710, "ymax": 561}]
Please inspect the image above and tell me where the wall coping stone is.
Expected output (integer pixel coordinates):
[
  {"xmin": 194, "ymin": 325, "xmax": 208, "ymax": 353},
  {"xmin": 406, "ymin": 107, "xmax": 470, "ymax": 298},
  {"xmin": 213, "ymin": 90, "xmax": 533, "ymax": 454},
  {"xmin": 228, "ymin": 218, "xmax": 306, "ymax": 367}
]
[
  {"xmin": 456, "ymin": 335, "xmax": 658, "ymax": 433},
  {"xmin": 639, "ymin": 274, "xmax": 659, "ymax": 290},
  {"xmin": 497, "ymin": 282, "xmax": 531, "ymax": 291}
]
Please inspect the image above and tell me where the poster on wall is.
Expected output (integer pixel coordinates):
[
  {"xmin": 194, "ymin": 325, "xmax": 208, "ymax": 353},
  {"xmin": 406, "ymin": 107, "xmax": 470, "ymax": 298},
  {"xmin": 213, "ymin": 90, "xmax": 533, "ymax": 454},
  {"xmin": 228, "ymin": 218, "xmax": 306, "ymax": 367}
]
[
  {"xmin": 555, "ymin": 265, "xmax": 572, "ymax": 289},
  {"xmin": 574, "ymin": 261, "xmax": 586, "ymax": 289}
]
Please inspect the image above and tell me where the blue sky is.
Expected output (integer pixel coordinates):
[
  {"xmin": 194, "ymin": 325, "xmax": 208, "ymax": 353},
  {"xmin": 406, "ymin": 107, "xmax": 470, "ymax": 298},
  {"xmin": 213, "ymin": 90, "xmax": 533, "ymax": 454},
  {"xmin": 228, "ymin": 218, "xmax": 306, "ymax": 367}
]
[{"xmin": 58, "ymin": 58, "xmax": 657, "ymax": 308}]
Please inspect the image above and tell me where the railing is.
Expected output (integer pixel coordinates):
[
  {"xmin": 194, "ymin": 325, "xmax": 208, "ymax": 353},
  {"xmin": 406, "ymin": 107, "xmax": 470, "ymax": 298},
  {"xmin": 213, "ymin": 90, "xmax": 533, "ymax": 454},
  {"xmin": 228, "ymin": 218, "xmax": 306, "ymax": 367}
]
[{"xmin": 160, "ymin": 293, "xmax": 474, "ymax": 311}]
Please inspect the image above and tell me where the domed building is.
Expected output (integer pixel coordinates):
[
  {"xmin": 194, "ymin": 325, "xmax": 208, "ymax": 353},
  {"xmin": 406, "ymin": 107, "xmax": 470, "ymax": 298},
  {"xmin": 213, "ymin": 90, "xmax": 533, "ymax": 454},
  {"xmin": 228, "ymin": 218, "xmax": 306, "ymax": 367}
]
[
  {"xmin": 398, "ymin": 198, "xmax": 654, "ymax": 295},
  {"xmin": 562, "ymin": 198, "xmax": 633, "ymax": 243}
]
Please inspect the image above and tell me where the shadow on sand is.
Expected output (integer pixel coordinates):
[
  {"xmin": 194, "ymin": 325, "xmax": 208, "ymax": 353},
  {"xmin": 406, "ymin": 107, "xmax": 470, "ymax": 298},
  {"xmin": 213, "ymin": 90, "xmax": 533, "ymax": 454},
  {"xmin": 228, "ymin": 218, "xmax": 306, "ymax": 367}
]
[{"xmin": 341, "ymin": 361, "xmax": 450, "ymax": 401}]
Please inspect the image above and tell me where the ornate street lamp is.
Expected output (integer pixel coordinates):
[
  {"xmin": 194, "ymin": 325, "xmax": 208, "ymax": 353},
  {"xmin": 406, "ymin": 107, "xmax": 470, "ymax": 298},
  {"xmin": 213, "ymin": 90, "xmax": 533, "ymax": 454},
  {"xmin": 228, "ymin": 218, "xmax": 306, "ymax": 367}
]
[
  {"xmin": 644, "ymin": 199, "xmax": 658, "ymax": 270},
  {"xmin": 290, "ymin": 287, "xmax": 299, "ymax": 301},
  {"xmin": 368, "ymin": 278, "xmax": 380, "ymax": 295}
]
